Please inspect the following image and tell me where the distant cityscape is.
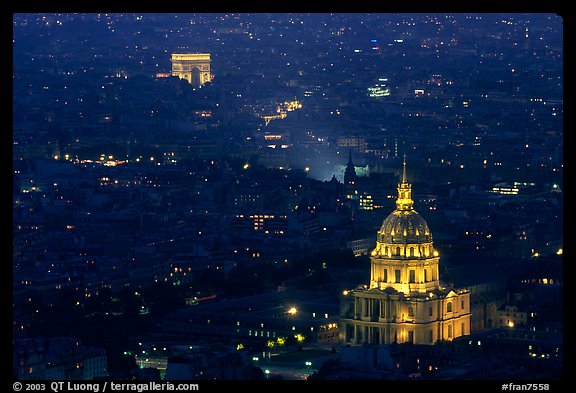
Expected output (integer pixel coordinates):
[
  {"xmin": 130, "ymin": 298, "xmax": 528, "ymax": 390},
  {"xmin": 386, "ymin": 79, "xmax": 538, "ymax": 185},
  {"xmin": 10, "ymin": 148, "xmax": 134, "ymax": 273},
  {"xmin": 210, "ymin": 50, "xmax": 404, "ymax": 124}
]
[{"xmin": 12, "ymin": 13, "xmax": 562, "ymax": 382}]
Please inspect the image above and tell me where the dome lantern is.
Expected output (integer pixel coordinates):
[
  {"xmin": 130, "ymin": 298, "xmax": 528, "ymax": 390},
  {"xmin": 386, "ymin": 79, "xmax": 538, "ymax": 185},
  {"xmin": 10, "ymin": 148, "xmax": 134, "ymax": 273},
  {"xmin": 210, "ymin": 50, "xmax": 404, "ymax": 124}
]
[{"xmin": 396, "ymin": 155, "xmax": 414, "ymax": 211}]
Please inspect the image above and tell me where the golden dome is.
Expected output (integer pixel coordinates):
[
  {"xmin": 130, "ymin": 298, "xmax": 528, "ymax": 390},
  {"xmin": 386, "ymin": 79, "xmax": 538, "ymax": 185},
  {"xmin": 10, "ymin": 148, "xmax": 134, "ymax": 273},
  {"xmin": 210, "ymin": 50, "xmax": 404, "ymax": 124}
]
[{"xmin": 378, "ymin": 209, "xmax": 432, "ymax": 245}]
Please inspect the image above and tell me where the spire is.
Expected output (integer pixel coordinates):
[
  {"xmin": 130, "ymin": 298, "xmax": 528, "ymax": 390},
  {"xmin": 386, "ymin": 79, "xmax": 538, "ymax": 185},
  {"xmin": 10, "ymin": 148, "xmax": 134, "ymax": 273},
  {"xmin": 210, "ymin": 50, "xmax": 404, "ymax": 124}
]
[
  {"xmin": 396, "ymin": 155, "xmax": 414, "ymax": 211},
  {"xmin": 344, "ymin": 149, "xmax": 357, "ymax": 186},
  {"xmin": 401, "ymin": 154, "xmax": 408, "ymax": 185}
]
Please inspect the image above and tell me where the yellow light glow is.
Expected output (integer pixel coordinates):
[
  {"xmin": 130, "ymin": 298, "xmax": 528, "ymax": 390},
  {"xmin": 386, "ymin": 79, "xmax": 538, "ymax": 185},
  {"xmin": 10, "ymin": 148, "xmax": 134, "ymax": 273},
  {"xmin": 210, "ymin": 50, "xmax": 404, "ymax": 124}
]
[
  {"xmin": 243, "ymin": 163, "xmax": 249, "ymax": 169},
  {"xmin": 508, "ymin": 321, "xmax": 515, "ymax": 328},
  {"xmin": 557, "ymin": 248, "xmax": 563, "ymax": 255},
  {"xmin": 288, "ymin": 307, "xmax": 297, "ymax": 315},
  {"xmin": 294, "ymin": 333, "xmax": 305, "ymax": 343},
  {"xmin": 433, "ymin": 250, "xmax": 439, "ymax": 257}
]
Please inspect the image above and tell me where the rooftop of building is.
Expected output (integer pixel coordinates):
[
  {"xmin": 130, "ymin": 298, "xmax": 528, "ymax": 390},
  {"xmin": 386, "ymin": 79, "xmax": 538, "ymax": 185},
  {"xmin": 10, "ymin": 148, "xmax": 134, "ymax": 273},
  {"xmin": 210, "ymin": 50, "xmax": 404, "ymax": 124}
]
[{"xmin": 164, "ymin": 288, "xmax": 340, "ymax": 325}]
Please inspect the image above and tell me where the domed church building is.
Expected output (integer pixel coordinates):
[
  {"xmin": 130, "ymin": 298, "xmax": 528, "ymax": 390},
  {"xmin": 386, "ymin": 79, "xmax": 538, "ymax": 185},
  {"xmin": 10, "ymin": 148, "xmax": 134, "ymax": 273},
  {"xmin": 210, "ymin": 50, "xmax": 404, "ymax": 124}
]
[{"xmin": 339, "ymin": 159, "xmax": 471, "ymax": 345}]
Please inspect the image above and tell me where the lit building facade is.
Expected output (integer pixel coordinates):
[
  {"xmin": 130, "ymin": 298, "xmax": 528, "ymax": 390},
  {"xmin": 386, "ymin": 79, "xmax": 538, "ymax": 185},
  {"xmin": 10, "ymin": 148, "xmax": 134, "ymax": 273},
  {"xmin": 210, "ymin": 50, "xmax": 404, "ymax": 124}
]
[
  {"xmin": 340, "ymin": 159, "xmax": 471, "ymax": 345},
  {"xmin": 367, "ymin": 78, "xmax": 391, "ymax": 98},
  {"xmin": 171, "ymin": 53, "xmax": 212, "ymax": 87},
  {"xmin": 338, "ymin": 137, "xmax": 367, "ymax": 153}
]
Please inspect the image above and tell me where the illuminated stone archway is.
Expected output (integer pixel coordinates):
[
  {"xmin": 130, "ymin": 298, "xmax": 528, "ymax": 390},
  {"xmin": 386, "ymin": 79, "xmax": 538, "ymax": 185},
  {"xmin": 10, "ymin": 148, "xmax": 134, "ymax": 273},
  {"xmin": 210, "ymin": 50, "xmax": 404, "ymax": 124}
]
[{"xmin": 171, "ymin": 53, "xmax": 211, "ymax": 87}]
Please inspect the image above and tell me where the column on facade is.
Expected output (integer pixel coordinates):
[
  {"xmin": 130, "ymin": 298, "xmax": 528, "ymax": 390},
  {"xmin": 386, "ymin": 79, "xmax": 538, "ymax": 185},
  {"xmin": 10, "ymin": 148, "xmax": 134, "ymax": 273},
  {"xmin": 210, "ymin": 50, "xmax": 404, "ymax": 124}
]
[{"xmin": 367, "ymin": 299, "xmax": 371, "ymax": 320}]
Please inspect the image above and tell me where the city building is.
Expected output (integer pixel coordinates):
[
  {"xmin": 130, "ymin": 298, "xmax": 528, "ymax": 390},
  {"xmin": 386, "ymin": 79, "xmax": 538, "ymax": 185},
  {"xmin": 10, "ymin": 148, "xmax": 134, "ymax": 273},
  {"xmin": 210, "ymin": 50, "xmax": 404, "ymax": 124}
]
[
  {"xmin": 170, "ymin": 53, "xmax": 212, "ymax": 87},
  {"xmin": 11, "ymin": 13, "xmax": 563, "ymax": 380},
  {"xmin": 345, "ymin": 229, "xmax": 377, "ymax": 257},
  {"xmin": 367, "ymin": 78, "xmax": 391, "ymax": 98},
  {"xmin": 337, "ymin": 137, "xmax": 367, "ymax": 153},
  {"xmin": 162, "ymin": 289, "xmax": 339, "ymax": 345},
  {"xmin": 165, "ymin": 347, "xmax": 261, "ymax": 380},
  {"xmin": 340, "ymin": 159, "xmax": 471, "ymax": 345},
  {"xmin": 13, "ymin": 337, "xmax": 108, "ymax": 380}
]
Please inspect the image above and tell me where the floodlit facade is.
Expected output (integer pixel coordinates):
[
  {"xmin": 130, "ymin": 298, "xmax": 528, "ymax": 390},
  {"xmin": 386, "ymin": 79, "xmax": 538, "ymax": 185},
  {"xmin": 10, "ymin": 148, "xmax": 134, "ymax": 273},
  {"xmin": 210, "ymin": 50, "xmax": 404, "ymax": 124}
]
[
  {"xmin": 340, "ymin": 159, "xmax": 471, "ymax": 345},
  {"xmin": 171, "ymin": 53, "xmax": 212, "ymax": 87},
  {"xmin": 367, "ymin": 78, "xmax": 391, "ymax": 98}
]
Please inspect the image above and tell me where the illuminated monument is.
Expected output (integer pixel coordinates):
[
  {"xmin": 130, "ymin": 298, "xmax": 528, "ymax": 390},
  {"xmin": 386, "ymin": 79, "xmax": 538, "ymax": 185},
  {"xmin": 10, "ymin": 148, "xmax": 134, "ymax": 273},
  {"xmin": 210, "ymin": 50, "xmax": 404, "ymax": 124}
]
[
  {"xmin": 340, "ymin": 158, "xmax": 470, "ymax": 345},
  {"xmin": 171, "ymin": 53, "xmax": 212, "ymax": 87}
]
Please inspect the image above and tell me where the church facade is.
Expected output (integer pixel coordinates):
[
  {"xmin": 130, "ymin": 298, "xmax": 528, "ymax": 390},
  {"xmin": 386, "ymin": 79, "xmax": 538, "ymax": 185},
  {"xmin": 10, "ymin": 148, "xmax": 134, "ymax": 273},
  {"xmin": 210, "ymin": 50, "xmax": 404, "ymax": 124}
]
[{"xmin": 339, "ymin": 160, "xmax": 471, "ymax": 345}]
